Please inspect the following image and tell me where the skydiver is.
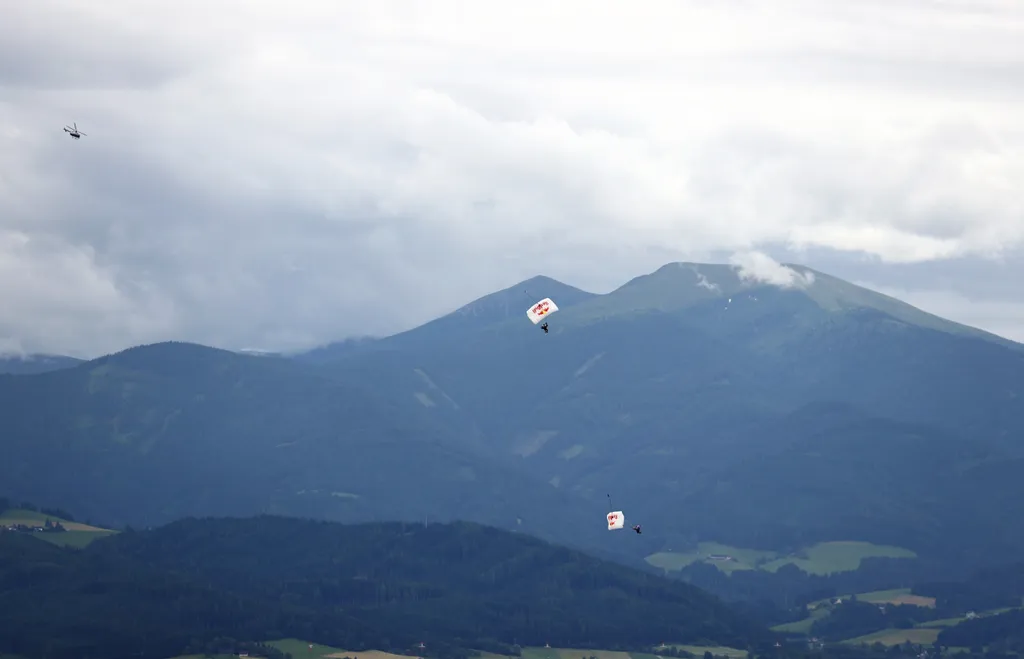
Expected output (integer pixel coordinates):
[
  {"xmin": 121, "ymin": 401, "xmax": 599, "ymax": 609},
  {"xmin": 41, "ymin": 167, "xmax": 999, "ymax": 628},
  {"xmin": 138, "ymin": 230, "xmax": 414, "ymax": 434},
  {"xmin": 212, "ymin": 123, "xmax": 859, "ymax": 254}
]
[
  {"xmin": 540, "ymin": 322, "xmax": 549, "ymax": 334},
  {"xmin": 632, "ymin": 524, "xmax": 642, "ymax": 534}
]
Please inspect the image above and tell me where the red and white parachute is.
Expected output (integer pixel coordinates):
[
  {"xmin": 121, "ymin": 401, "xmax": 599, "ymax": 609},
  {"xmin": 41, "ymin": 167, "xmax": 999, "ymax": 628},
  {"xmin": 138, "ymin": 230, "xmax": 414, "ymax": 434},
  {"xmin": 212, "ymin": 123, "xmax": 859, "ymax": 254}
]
[
  {"xmin": 526, "ymin": 297, "xmax": 558, "ymax": 325},
  {"xmin": 607, "ymin": 510, "xmax": 625, "ymax": 531}
]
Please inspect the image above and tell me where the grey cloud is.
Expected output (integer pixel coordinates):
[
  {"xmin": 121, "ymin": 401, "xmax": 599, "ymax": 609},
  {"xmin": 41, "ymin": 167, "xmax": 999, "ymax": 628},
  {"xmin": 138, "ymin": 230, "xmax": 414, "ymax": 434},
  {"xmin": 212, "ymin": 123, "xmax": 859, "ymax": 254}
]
[
  {"xmin": 769, "ymin": 244, "xmax": 1024, "ymax": 301},
  {"xmin": 0, "ymin": 2, "xmax": 206, "ymax": 91},
  {"xmin": 1, "ymin": 1, "xmax": 1023, "ymax": 357}
]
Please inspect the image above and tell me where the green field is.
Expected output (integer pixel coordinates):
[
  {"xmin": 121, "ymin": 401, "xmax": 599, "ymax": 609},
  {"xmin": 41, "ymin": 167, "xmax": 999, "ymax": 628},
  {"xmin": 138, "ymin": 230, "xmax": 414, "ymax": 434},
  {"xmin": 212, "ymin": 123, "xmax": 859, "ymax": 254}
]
[
  {"xmin": 266, "ymin": 643, "xmax": 743, "ymax": 659},
  {"xmin": 805, "ymin": 588, "xmax": 935, "ymax": 609},
  {"xmin": 522, "ymin": 648, "xmax": 633, "ymax": 659},
  {"xmin": 776, "ymin": 590, "xmax": 1023, "ymax": 646},
  {"xmin": 268, "ymin": 639, "xmax": 420, "ymax": 659},
  {"xmin": 0, "ymin": 508, "xmax": 118, "ymax": 548},
  {"xmin": 520, "ymin": 648, "xmax": 745, "ymax": 659},
  {"xmin": 645, "ymin": 542, "xmax": 776, "ymax": 573},
  {"xmin": 842, "ymin": 628, "xmax": 940, "ymax": 646},
  {"xmin": 856, "ymin": 588, "xmax": 935, "ymax": 607},
  {"xmin": 762, "ymin": 542, "xmax": 917, "ymax": 575},
  {"xmin": 916, "ymin": 606, "xmax": 1018, "ymax": 628},
  {"xmin": 771, "ymin": 607, "xmax": 830, "ymax": 634},
  {"xmin": 647, "ymin": 541, "xmax": 917, "ymax": 576},
  {"xmin": 673, "ymin": 646, "xmax": 746, "ymax": 659},
  {"xmin": 773, "ymin": 588, "xmax": 943, "ymax": 636},
  {"xmin": 917, "ymin": 616, "xmax": 968, "ymax": 628}
]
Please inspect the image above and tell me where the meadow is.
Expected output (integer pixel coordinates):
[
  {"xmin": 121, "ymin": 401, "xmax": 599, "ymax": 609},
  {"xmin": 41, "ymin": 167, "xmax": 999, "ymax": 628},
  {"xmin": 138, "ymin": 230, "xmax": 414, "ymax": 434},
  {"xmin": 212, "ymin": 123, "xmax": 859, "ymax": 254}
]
[
  {"xmin": 841, "ymin": 629, "xmax": 940, "ymax": 646},
  {"xmin": 268, "ymin": 639, "xmax": 411, "ymax": 659},
  {"xmin": 645, "ymin": 541, "xmax": 916, "ymax": 576},
  {"xmin": 264, "ymin": 640, "xmax": 745, "ymax": 659},
  {"xmin": 0, "ymin": 507, "xmax": 117, "ymax": 547},
  {"xmin": 770, "ymin": 586, "xmax": 1023, "ymax": 647}
]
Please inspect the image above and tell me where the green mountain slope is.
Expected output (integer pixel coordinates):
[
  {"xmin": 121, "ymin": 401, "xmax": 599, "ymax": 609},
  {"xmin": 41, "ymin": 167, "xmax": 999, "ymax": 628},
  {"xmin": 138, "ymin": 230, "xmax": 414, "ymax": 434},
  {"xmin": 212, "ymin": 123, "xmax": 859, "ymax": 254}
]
[
  {"xmin": 0, "ymin": 342, "xmax": 611, "ymax": 555},
  {"xmin": 0, "ymin": 530, "xmax": 288, "ymax": 659},
  {"xmin": 295, "ymin": 261, "xmax": 1024, "ymax": 563},
  {"xmin": 557, "ymin": 262, "xmax": 1019, "ymax": 350},
  {"xmin": 677, "ymin": 402, "xmax": 1024, "ymax": 556},
  {"xmin": 300, "ymin": 275, "xmax": 596, "ymax": 361},
  {"xmin": 0, "ymin": 516, "xmax": 771, "ymax": 659}
]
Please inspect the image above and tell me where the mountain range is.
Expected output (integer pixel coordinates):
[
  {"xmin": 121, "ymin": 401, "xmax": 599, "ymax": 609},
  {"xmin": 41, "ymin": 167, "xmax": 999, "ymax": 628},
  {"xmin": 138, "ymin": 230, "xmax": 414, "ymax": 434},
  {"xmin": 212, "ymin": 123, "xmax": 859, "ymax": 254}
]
[{"xmin": 2, "ymin": 260, "xmax": 1023, "ymax": 584}]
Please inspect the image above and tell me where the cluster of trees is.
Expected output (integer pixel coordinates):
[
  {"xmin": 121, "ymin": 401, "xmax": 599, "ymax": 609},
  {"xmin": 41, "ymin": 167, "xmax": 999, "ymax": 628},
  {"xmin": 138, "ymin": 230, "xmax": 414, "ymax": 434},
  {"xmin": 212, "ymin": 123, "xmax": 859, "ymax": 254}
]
[
  {"xmin": 1, "ymin": 519, "xmax": 68, "ymax": 533},
  {"xmin": 181, "ymin": 638, "xmax": 292, "ymax": 659},
  {"xmin": 912, "ymin": 563, "xmax": 1024, "ymax": 614},
  {"xmin": 797, "ymin": 564, "xmax": 1024, "ymax": 649},
  {"xmin": 833, "ymin": 643, "xmax": 1020, "ymax": 659},
  {"xmin": 0, "ymin": 514, "xmax": 769, "ymax": 659},
  {"xmin": 676, "ymin": 556, "xmax": 944, "ymax": 609},
  {"xmin": 678, "ymin": 554, "xmax": 1024, "ymax": 640},
  {"xmin": 806, "ymin": 599, "xmax": 938, "ymax": 640},
  {"xmin": 938, "ymin": 608, "xmax": 1024, "ymax": 652}
]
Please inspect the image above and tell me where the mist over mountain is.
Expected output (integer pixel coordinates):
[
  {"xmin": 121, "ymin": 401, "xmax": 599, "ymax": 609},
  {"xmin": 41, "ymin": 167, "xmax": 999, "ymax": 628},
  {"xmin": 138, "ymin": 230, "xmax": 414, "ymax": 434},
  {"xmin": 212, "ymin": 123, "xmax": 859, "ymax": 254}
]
[{"xmin": 0, "ymin": 353, "xmax": 82, "ymax": 375}]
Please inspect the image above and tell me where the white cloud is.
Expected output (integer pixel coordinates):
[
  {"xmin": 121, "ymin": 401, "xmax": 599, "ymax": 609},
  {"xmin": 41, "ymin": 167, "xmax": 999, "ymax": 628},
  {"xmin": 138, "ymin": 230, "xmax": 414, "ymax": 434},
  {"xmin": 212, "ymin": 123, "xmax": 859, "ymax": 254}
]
[
  {"xmin": 1, "ymin": 0, "xmax": 1022, "ymax": 355},
  {"xmin": 730, "ymin": 251, "xmax": 816, "ymax": 289},
  {"xmin": 691, "ymin": 267, "xmax": 721, "ymax": 293}
]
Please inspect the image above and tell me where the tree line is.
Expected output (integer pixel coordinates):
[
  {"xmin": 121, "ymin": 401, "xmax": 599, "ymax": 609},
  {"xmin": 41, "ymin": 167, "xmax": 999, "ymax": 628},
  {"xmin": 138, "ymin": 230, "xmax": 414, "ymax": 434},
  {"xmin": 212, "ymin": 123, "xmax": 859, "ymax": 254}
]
[{"xmin": 0, "ymin": 514, "xmax": 769, "ymax": 659}]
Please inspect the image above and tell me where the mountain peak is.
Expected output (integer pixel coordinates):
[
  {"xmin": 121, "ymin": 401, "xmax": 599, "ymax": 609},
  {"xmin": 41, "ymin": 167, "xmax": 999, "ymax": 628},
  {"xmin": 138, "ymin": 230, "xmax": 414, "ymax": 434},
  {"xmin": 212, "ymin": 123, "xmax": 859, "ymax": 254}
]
[
  {"xmin": 548, "ymin": 260, "xmax": 1019, "ymax": 349},
  {"xmin": 451, "ymin": 275, "xmax": 595, "ymax": 318},
  {"xmin": 92, "ymin": 341, "xmax": 254, "ymax": 376},
  {"xmin": 371, "ymin": 275, "xmax": 597, "ymax": 349},
  {"xmin": 608, "ymin": 259, "xmax": 816, "ymax": 304}
]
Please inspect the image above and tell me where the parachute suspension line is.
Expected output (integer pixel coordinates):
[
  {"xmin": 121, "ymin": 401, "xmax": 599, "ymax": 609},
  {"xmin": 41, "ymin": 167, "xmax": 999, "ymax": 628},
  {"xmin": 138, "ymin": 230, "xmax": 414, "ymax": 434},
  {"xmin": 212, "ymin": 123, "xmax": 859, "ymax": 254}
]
[{"xmin": 607, "ymin": 493, "xmax": 613, "ymax": 511}]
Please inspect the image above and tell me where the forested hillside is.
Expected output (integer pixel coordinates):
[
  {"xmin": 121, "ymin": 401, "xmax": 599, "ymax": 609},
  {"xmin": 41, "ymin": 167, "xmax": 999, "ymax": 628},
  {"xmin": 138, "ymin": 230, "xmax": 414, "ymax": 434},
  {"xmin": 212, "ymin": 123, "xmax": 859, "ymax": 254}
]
[{"xmin": 0, "ymin": 515, "xmax": 769, "ymax": 659}]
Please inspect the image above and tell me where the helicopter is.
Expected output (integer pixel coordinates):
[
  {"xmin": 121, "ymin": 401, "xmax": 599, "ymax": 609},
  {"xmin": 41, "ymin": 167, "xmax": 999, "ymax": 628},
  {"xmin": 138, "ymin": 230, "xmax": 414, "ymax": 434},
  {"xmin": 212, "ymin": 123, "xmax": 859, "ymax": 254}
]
[{"xmin": 63, "ymin": 122, "xmax": 86, "ymax": 139}]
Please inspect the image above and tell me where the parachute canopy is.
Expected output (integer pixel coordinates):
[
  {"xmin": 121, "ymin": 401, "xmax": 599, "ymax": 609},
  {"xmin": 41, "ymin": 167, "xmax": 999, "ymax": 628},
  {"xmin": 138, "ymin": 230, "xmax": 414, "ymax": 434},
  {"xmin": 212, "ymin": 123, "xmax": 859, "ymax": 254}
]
[
  {"xmin": 607, "ymin": 510, "xmax": 625, "ymax": 530},
  {"xmin": 526, "ymin": 297, "xmax": 559, "ymax": 325}
]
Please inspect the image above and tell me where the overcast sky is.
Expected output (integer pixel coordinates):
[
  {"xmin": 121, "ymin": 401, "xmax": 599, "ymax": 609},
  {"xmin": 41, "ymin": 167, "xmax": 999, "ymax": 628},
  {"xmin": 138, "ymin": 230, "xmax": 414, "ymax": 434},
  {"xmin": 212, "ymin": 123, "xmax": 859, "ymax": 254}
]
[{"xmin": 1, "ymin": 0, "xmax": 1022, "ymax": 358}]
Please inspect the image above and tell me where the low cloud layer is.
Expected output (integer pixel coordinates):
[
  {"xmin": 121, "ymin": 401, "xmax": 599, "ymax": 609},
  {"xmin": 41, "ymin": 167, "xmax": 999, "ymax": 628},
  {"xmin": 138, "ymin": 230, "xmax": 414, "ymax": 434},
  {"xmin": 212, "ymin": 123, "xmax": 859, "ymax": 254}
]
[
  {"xmin": 730, "ymin": 252, "xmax": 816, "ymax": 289},
  {"xmin": 1, "ymin": 0, "xmax": 1022, "ymax": 356}
]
